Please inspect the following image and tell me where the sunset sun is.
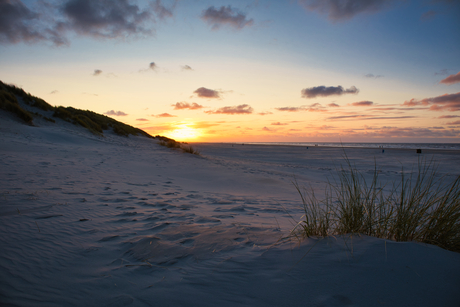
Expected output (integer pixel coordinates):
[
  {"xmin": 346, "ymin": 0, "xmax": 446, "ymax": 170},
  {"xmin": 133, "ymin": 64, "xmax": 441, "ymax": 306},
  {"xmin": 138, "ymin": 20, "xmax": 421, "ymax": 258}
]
[{"xmin": 167, "ymin": 124, "xmax": 201, "ymax": 141}]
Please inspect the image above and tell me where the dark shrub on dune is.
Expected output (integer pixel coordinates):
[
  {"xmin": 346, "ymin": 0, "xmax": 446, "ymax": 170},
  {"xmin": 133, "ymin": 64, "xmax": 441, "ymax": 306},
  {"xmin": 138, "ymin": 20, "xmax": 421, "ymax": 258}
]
[{"xmin": 0, "ymin": 89, "xmax": 34, "ymax": 124}]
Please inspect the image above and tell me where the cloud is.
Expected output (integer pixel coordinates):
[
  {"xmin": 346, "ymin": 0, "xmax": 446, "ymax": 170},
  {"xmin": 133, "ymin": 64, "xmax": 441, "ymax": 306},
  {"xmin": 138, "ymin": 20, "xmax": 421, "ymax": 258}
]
[
  {"xmin": 351, "ymin": 100, "xmax": 373, "ymax": 106},
  {"xmin": 276, "ymin": 107, "xmax": 305, "ymax": 112},
  {"xmin": 201, "ymin": 6, "xmax": 254, "ymax": 30},
  {"xmin": 308, "ymin": 102, "xmax": 327, "ymax": 111},
  {"xmin": 447, "ymin": 120, "xmax": 460, "ymax": 125},
  {"xmin": 403, "ymin": 92, "xmax": 460, "ymax": 111},
  {"xmin": 104, "ymin": 110, "xmax": 128, "ymax": 116},
  {"xmin": 136, "ymin": 118, "xmax": 149, "ymax": 121},
  {"xmin": 50, "ymin": 90, "xmax": 59, "ymax": 94},
  {"xmin": 298, "ymin": 0, "xmax": 397, "ymax": 21},
  {"xmin": 172, "ymin": 102, "xmax": 204, "ymax": 110},
  {"xmin": 326, "ymin": 115, "xmax": 416, "ymax": 121},
  {"xmin": 138, "ymin": 61, "xmax": 158, "ymax": 72},
  {"xmin": 155, "ymin": 113, "xmax": 176, "ymax": 118},
  {"xmin": 258, "ymin": 111, "xmax": 273, "ymax": 116},
  {"xmin": 440, "ymin": 72, "xmax": 460, "ymax": 85},
  {"xmin": 205, "ymin": 104, "xmax": 253, "ymax": 115},
  {"xmin": 181, "ymin": 65, "xmax": 193, "ymax": 71},
  {"xmin": 194, "ymin": 87, "xmax": 221, "ymax": 98},
  {"xmin": 93, "ymin": 69, "xmax": 102, "ymax": 76},
  {"xmin": 365, "ymin": 73, "xmax": 384, "ymax": 78},
  {"xmin": 318, "ymin": 125, "xmax": 335, "ymax": 130},
  {"xmin": 328, "ymin": 103, "xmax": 340, "ymax": 107},
  {"xmin": 1, "ymin": 0, "xmax": 176, "ymax": 46},
  {"xmin": 301, "ymin": 85, "xmax": 359, "ymax": 98},
  {"xmin": 435, "ymin": 69, "xmax": 450, "ymax": 76},
  {"xmin": 421, "ymin": 10, "xmax": 437, "ymax": 21},
  {"xmin": 60, "ymin": 0, "xmax": 154, "ymax": 39},
  {"xmin": 262, "ymin": 127, "xmax": 273, "ymax": 132},
  {"xmin": 150, "ymin": 0, "xmax": 175, "ymax": 20},
  {"xmin": 439, "ymin": 115, "xmax": 460, "ymax": 119},
  {"xmin": 271, "ymin": 122, "xmax": 288, "ymax": 126},
  {"xmin": 0, "ymin": 0, "xmax": 67, "ymax": 45}
]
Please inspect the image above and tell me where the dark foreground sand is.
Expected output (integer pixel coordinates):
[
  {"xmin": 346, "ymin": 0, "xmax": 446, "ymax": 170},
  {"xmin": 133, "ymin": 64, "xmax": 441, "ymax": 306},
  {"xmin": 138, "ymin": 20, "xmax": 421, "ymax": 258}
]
[{"xmin": 1, "ymin": 113, "xmax": 460, "ymax": 306}]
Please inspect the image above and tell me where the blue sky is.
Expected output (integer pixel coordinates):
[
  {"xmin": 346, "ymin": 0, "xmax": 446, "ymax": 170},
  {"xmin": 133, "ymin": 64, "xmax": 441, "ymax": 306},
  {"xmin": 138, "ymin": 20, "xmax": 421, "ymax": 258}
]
[{"xmin": 1, "ymin": 0, "xmax": 459, "ymax": 142}]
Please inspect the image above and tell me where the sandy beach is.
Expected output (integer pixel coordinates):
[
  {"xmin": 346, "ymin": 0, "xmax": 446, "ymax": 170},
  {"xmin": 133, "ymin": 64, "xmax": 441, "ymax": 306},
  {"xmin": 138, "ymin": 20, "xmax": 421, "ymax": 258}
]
[{"xmin": 1, "ymin": 113, "xmax": 460, "ymax": 306}]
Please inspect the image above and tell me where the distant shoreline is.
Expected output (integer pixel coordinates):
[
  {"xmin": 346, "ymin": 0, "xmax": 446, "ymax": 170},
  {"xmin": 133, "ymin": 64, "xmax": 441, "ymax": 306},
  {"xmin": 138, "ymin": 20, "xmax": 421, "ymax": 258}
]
[{"xmin": 191, "ymin": 142, "xmax": 460, "ymax": 151}]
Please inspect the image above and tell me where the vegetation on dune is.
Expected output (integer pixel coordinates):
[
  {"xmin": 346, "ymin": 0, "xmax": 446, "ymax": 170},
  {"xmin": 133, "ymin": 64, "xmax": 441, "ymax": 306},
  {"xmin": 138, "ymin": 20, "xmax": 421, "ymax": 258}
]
[
  {"xmin": 1, "ymin": 80, "xmax": 200, "ymax": 155},
  {"xmin": 0, "ymin": 85, "xmax": 34, "ymax": 124},
  {"xmin": 157, "ymin": 136, "xmax": 201, "ymax": 155},
  {"xmin": 0, "ymin": 80, "xmax": 152, "ymax": 138},
  {"xmin": 290, "ymin": 157, "xmax": 460, "ymax": 253}
]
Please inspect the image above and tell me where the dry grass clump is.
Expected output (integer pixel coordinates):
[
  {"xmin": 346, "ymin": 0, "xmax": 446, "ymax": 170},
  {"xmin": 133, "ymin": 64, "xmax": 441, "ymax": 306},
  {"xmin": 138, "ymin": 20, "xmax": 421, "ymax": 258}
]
[
  {"xmin": 157, "ymin": 136, "xmax": 200, "ymax": 155},
  {"xmin": 181, "ymin": 145, "xmax": 200, "ymax": 155},
  {"xmin": 292, "ymin": 157, "xmax": 460, "ymax": 252}
]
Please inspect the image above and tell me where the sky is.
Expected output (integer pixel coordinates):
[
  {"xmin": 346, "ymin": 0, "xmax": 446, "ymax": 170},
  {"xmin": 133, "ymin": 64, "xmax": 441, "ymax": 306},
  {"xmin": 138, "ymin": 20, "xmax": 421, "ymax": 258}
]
[{"xmin": 1, "ymin": 0, "xmax": 460, "ymax": 143}]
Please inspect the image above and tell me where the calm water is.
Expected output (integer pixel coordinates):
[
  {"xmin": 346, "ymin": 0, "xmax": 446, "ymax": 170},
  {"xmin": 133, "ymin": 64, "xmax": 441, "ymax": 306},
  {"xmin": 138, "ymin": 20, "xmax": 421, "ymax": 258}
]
[{"xmin": 243, "ymin": 142, "xmax": 460, "ymax": 150}]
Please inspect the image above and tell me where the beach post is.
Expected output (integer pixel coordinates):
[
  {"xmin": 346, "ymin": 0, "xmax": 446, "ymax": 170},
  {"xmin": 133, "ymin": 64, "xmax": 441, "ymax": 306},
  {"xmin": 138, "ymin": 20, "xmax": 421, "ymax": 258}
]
[{"xmin": 417, "ymin": 149, "xmax": 422, "ymax": 154}]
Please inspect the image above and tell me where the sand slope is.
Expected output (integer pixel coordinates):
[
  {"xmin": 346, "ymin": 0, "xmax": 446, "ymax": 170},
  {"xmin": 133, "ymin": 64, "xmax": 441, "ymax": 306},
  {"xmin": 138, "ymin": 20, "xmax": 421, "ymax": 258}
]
[{"xmin": 1, "ymin": 112, "xmax": 460, "ymax": 306}]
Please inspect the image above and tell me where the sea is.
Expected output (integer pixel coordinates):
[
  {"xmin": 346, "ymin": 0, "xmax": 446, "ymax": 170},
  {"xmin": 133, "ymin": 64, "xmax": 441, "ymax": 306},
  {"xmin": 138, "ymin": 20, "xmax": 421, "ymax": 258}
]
[{"xmin": 243, "ymin": 142, "xmax": 460, "ymax": 150}]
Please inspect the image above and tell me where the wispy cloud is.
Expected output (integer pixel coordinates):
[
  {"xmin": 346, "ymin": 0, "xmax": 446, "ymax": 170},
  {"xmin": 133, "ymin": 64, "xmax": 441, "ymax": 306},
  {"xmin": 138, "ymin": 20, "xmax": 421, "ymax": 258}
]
[
  {"xmin": 328, "ymin": 103, "xmax": 340, "ymax": 107},
  {"xmin": 154, "ymin": 113, "xmax": 176, "ymax": 118},
  {"xmin": 150, "ymin": 0, "xmax": 176, "ymax": 20},
  {"xmin": 276, "ymin": 107, "xmax": 305, "ymax": 112},
  {"xmin": 421, "ymin": 10, "xmax": 437, "ymax": 21},
  {"xmin": 258, "ymin": 111, "xmax": 273, "ymax": 116},
  {"xmin": 440, "ymin": 72, "xmax": 460, "ymax": 85},
  {"xmin": 351, "ymin": 100, "xmax": 373, "ymax": 106},
  {"xmin": 326, "ymin": 115, "xmax": 416, "ymax": 121},
  {"xmin": 271, "ymin": 122, "xmax": 288, "ymax": 126},
  {"xmin": 301, "ymin": 85, "xmax": 359, "ymax": 98},
  {"xmin": 205, "ymin": 104, "xmax": 253, "ymax": 115},
  {"xmin": 93, "ymin": 69, "xmax": 103, "ymax": 76},
  {"xmin": 447, "ymin": 120, "xmax": 460, "ymax": 125},
  {"xmin": 262, "ymin": 127, "xmax": 273, "ymax": 132},
  {"xmin": 364, "ymin": 73, "xmax": 384, "ymax": 78},
  {"xmin": 201, "ymin": 6, "xmax": 254, "ymax": 30},
  {"xmin": 50, "ymin": 90, "xmax": 59, "ymax": 94},
  {"xmin": 104, "ymin": 110, "xmax": 128, "ymax": 116},
  {"xmin": 194, "ymin": 87, "xmax": 221, "ymax": 98},
  {"xmin": 439, "ymin": 115, "xmax": 460, "ymax": 119},
  {"xmin": 181, "ymin": 65, "xmax": 193, "ymax": 71},
  {"xmin": 435, "ymin": 69, "xmax": 450, "ymax": 76},
  {"xmin": 172, "ymin": 102, "xmax": 204, "ymax": 110},
  {"xmin": 136, "ymin": 118, "xmax": 149, "ymax": 121},
  {"xmin": 403, "ymin": 92, "xmax": 460, "ymax": 111},
  {"xmin": 298, "ymin": 0, "xmax": 397, "ymax": 21},
  {"xmin": 139, "ymin": 62, "xmax": 157, "ymax": 72}
]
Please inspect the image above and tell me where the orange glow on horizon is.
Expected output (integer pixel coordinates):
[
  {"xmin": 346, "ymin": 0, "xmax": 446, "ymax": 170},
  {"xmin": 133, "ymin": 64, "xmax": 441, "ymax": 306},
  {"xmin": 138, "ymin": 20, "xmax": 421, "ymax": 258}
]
[{"xmin": 163, "ymin": 123, "xmax": 202, "ymax": 142}]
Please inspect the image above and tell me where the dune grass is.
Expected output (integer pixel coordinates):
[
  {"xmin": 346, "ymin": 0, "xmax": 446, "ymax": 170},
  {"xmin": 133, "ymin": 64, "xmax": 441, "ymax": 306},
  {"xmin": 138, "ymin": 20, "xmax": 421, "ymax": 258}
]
[
  {"xmin": 291, "ymin": 157, "xmax": 460, "ymax": 253},
  {"xmin": 157, "ymin": 137, "xmax": 201, "ymax": 155}
]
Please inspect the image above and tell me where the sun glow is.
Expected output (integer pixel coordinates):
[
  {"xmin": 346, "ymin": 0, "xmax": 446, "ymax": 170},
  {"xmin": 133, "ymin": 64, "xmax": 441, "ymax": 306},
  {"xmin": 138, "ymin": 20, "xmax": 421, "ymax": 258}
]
[{"xmin": 166, "ymin": 124, "xmax": 201, "ymax": 141}]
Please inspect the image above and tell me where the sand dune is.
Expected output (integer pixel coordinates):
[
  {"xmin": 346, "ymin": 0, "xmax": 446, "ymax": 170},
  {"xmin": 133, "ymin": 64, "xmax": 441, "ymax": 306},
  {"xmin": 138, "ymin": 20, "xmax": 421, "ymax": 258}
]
[{"xmin": 1, "ymin": 111, "xmax": 460, "ymax": 306}]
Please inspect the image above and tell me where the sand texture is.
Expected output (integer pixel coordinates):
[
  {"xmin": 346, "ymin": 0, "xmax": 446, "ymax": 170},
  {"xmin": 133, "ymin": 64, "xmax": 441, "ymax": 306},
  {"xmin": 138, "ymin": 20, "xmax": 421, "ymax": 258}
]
[{"xmin": 1, "ymin": 113, "xmax": 460, "ymax": 306}]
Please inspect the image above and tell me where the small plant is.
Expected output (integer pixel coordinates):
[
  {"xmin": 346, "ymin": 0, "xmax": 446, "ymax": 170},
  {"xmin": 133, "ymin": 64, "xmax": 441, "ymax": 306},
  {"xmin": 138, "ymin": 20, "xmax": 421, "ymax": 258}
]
[
  {"xmin": 291, "ymin": 157, "xmax": 460, "ymax": 253},
  {"xmin": 181, "ymin": 145, "xmax": 200, "ymax": 155}
]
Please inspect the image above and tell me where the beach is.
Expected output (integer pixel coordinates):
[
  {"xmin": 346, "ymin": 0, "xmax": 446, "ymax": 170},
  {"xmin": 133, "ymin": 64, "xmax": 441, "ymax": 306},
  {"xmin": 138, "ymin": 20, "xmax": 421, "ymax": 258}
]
[{"xmin": 1, "ymin": 113, "xmax": 460, "ymax": 306}]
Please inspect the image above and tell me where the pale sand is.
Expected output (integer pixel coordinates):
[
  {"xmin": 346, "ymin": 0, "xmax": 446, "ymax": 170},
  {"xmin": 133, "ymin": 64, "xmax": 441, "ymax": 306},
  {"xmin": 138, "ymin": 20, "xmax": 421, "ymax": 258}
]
[{"xmin": 1, "ymin": 112, "xmax": 460, "ymax": 306}]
